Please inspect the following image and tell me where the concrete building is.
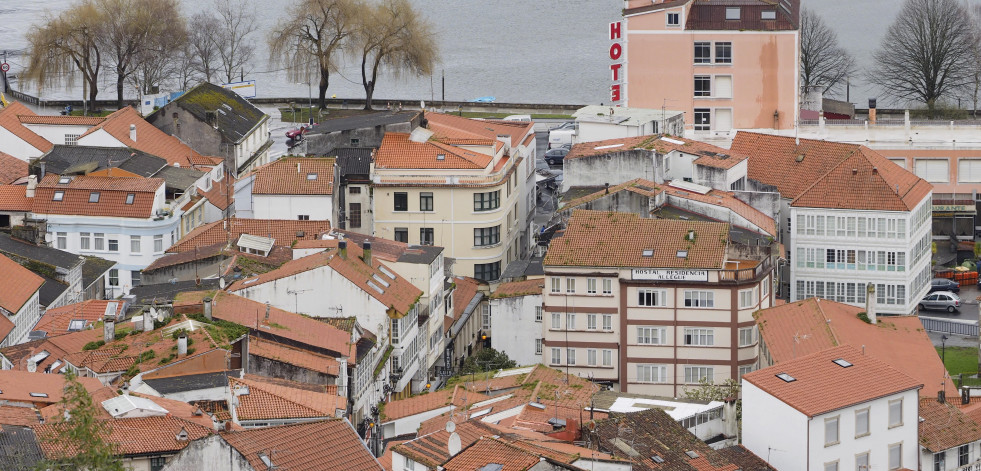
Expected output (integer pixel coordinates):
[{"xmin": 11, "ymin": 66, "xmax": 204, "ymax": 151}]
[
  {"xmin": 488, "ymin": 279, "xmax": 544, "ymax": 366},
  {"xmin": 444, "ymin": 276, "xmax": 487, "ymax": 371},
  {"xmin": 732, "ymin": 132, "xmax": 934, "ymax": 315},
  {"xmin": 331, "ymin": 148, "xmax": 373, "ymax": 235},
  {"xmin": 0, "ymin": 254, "xmax": 43, "ymax": 347},
  {"xmin": 146, "ymin": 82, "xmax": 273, "ymax": 176},
  {"xmin": 371, "ymin": 113, "xmax": 536, "ymax": 280},
  {"xmin": 543, "ymin": 210, "xmax": 774, "ymax": 395},
  {"xmin": 919, "ymin": 396, "xmax": 981, "ymax": 471},
  {"xmin": 621, "ymin": 0, "xmax": 800, "ymax": 134},
  {"xmin": 303, "ymin": 110, "xmax": 422, "ymax": 156},
  {"xmin": 742, "ymin": 345, "xmax": 921, "ymax": 471},
  {"xmin": 245, "ymin": 156, "xmax": 334, "ymax": 222},
  {"xmin": 572, "ymin": 105, "xmax": 685, "ymax": 143}
]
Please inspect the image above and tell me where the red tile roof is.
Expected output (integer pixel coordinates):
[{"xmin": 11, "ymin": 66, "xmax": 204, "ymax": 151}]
[
  {"xmin": 743, "ymin": 345, "xmax": 922, "ymax": 417},
  {"xmin": 35, "ymin": 415, "xmax": 212, "ymax": 458},
  {"xmin": 167, "ymin": 218, "xmax": 331, "ymax": 253},
  {"xmin": 253, "ymin": 157, "xmax": 334, "ymax": 195},
  {"xmin": 199, "ymin": 177, "xmax": 235, "ymax": 210},
  {"xmin": 0, "ymin": 253, "xmax": 43, "ymax": 313},
  {"xmin": 0, "ymin": 370, "xmax": 103, "ymax": 405},
  {"xmin": 18, "ymin": 115, "xmax": 105, "ymax": 126},
  {"xmin": 374, "ymin": 133, "xmax": 493, "ymax": 170},
  {"xmin": 78, "ymin": 107, "xmax": 204, "ymax": 167},
  {"xmin": 732, "ymin": 132, "xmax": 932, "ymax": 211},
  {"xmin": 248, "ymin": 337, "xmax": 340, "ymax": 376},
  {"xmin": 382, "ymin": 385, "xmax": 490, "ymax": 422},
  {"xmin": 566, "ymin": 134, "xmax": 746, "ymax": 170},
  {"xmin": 448, "ymin": 276, "xmax": 482, "ymax": 330},
  {"xmin": 229, "ymin": 375, "xmax": 344, "ymax": 421},
  {"xmin": 394, "ymin": 420, "xmax": 500, "ymax": 467},
  {"xmin": 0, "ymin": 315, "xmax": 14, "ymax": 344},
  {"xmin": 32, "ymin": 174, "xmax": 163, "ymax": 219},
  {"xmin": 919, "ymin": 397, "xmax": 981, "ymax": 453},
  {"xmin": 0, "ymin": 102, "xmax": 53, "ymax": 153},
  {"xmin": 442, "ymin": 437, "xmax": 540, "ymax": 471},
  {"xmin": 754, "ymin": 297, "xmax": 955, "ymax": 399},
  {"xmin": 0, "ymin": 185, "xmax": 33, "ymax": 211},
  {"xmin": 221, "ymin": 420, "xmax": 382, "ymax": 471},
  {"xmin": 34, "ymin": 300, "xmax": 125, "ymax": 337},
  {"xmin": 491, "ymin": 279, "xmax": 544, "ymax": 299},
  {"xmin": 425, "ymin": 113, "xmax": 534, "ymax": 150},
  {"xmin": 0, "ymin": 405, "xmax": 40, "ymax": 425},
  {"xmin": 0, "ymin": 152, "xmax": 28, "ymax": 185},
  {"xmin": 544, "ymin": 210, "xmax": 728, "ymax": 269}
]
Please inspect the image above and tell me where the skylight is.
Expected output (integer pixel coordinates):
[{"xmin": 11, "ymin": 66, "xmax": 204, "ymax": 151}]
[
  {"xmin": 58, "ymin": 176, "xmax": 71, "ymax": 184},
  {"xmin": 371, "ymin": 274, "xmax": 391, "ymax": 288},
  {"xmin": 685, "ymin": 451, "xmax": 699, "ymax": 459},
  {"xmin": 652, "ymin": 455, "xmax": 665, "ymax": 464},
  {"xmin": 68, "ymin": 319, "xmax": 86, "ymax": 331},
  {"xmin": 30, "ymin": 392, "xmax": 49, "ymax": 398},
  {"xmin": 642, "ymin": 249, "xmax": 654, "ymax": 257},
  {"xmin": 125, "ymin": 193, "xmax": 135, "ymax": 205},
  {"xmin": 832, "ymin": 358, "xmax": 853, "ymax": 368},
  {"xmin": 776, "ymin": 373, "xmax": 796, "ymax": 383},
  {"xmin": 677, "ymin": 250, "xmax": 688, "ymax": 258},
  {"xmin": 53, "ymin": 191, "xmax": 64, "ymax": 201},
  {"xmin": 436, "ymin": 154, "xmax": 445, "ymax": 160},
  {"xmin": 307, "ymin": 173, "xmax": 318, "ymax": 180},
  {"xmin": 367, "ymin": 280, "xmax": 384, "ymax": 294},
  {"xmin": 379, "ymin": 265, "xmax": 397, "ymax": 280},
  {"xmin": 89, "ymin": 192, "xmax": 100, "ymax": 203}
]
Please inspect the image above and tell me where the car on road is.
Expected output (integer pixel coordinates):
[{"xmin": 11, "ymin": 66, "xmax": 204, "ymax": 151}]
[
  {"xmin": 919, "ymin": 291, "xmax": 961, "ymax": 313},
  {"xmin": 545, "ymin": 148, "xmax": 568, "ymax": 166},
  {"xmin": 929, "ymin": 278, "xmax": 961, "ymax": 293}
]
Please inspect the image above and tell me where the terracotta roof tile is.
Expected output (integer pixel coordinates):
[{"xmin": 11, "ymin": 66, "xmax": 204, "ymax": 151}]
[
  {"xmin": 198, "ymin": 176, "xmax": 235, "ymax": 210},
  {"xmin": 743, "ymin": 345, "xmax": 922, "ymax": 417},
  {"xmin": 382, "ymin": 386, "xmax": 489, "ymax": 422},
  {"xmin": 0, "ymin": 103, "xmax": 52, "ymax": 153},
  {"xmin": 425, "ymin": 113, "xmax": 534, "ymax": 149},
  {"xmin": 393, "ymin": 420, "xmax": 499, "ymax": 467},
  {"xmin": 561, "ymin": 178, "xmax": 662, "ymax": 209},
  {"xmin": 333, "ymin": 229, "xmax": 443, "ymax": 264},
  {"xmin": 374, "ymin": 133, "xmax": 493, "ymax": 170},
  {"xmin": 32, "ymin": 174, "xmax": 162, "ymax": 219},
  {"xmin": 754, "ymin": 298, "xmax": 955, "ymax": 398},
  {"xmin": 0, "ymin": 315, "xmax": 14, "ymax": 344},
  {"xmin": 442, "ymin": 437, "xmax": 540, "ymax": 471},
  {"xmin": 248, "ymin": 337, "xmax": 340, "ymax": 376},
  {"xmin": 0, "ymin": 253, "xmax": 43, "ymax": 313},
  {"xmin": 0, "ymin": 153, "xmax": 28, "ymax": 185},
  {"xmin": 919, "ymin": 397, "xmax": 981, "ymax": 452},
  {"xmin": 0, "ymin": 405, "xmax": 40, "ymax": 425},
  {"xmin": 567, "ymin": 134, "xmax": 747, "ymax": 170},
  {"xmin": 229, "ymin": 375, "xmax": 344, "ymax": 421},
  {"xmin": 490, "ymin": 279, "xmax": 544, "ymax": 299},
  {"xmin": 35, "ymin": 415, "xmax": 211, "ymax": 458},
  {"xmin": 448, "ymin": 276, "xmax": 482, "ymax": 329},
  {"xmin": 0, "ymin": 370, "xmax": 103, "ymax": 405},
  {"xmin": 33, "ymin": 299, "xmax": 125, "ymax": 337},
  {"xmin": 0, "ymin": 185, "xmax": 33, "ymax": 211},
  {"xmin": 544, "ymin": 210, "xmax": 728, "ymax": 269},
  {"xmin": 221, "ymin": 420, "xmax": 382, "ymax": 471},
  {"xmin": 143, "ymin": 242, "xmax": 226, "ymax": 272},
  {"xmin": 167, "ymin": 218, "xmax": 331, "ymax": 253},
  {"xmin": 18, "ymin": 115, "xmax": 105, "ymax": 126},
  {"xmin": 253, "ymin": 157, "xmax": 334, "ymax": 195},
  {"xmin": 78, "ymin": 107, "xmax": 204, "ymax": 167}
]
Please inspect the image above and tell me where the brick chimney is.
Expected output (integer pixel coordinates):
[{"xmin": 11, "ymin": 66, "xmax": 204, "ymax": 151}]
[
  {"xmin": 338, "ymin": 240, "xmax": 347, "ymax": 259},
  {"xmin": 129, "ymin": 124, "xmax": 137, "ymax": 142},
  {"xmin": 25, "ymin": 175, "xmax": 37, "ymax": 198},
  {"xmin": 362, "ymin": 241, "xmax": 372, "ymax": 265},
  {"xmin": 104, "ymin": 314, "xmax": 116, "ymax": 343}
]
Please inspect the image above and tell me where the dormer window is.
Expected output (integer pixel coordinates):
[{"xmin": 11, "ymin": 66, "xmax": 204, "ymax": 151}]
[
  {"xmin": 89, "ymin": 192, "xmax": 100, "ymax": 203},
  {"xmin": 125, "ymin": 193, "xmax": 135, "ymax": 205},
  {"xmin": 307, "ymin": 173, "xmax": 318, "ymax": 180},
  {"xmin": 53, "ymin": 191, "xmax": 64, "ymax": 201}
]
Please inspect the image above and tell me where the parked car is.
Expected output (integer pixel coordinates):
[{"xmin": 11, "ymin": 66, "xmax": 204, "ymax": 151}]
[
  {"xmin": 919, "ymin": 291, "xmax": 961, "ymax": 313},
  {"xmin": 929, "ymin": 278, "xmax": 960, "ymax": 293},
  {"xmin": 544, "ymin": 148, "xmax": 569, "ymax": 166}
]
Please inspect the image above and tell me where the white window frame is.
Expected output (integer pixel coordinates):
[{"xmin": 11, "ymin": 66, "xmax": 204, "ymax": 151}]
[
  {"xmin": 587, "ymin": 349, "xmax": 597, "ymax": 366},
  {"xmin": 153, "ymin": 234, "xmax": 163, "ymax": 253},
  {"xmin": 889, "ymin": 399, "xmax": 903, "ymax": 428},
  {"xmin": 535, "ymin": 339, "xmax": 543, "ymax": 355},
  {"xmin": 551, "ymin": 313, "xmax": 561, "ymax": 330},
  {"xmin": 636, "ymin": 364, "xmax": 666, "ymax": 383},
  {"xmin": 738, "ymin": 287, "xmax": 757, "ymax": 309},
  {"xmin": 855, "ymin": 407, "xmax": 870, "ymax": 438},
  {"xmin": 637, "ymin": 326, "xmax": 666, "ymax": 345},
  {"xmin": 130, "ymin": 235, "xmax": 141, "ymax": 254},
  {"xmin": 959, "ymin": 158, "xmax": 981, "ymax": 182},
  {"xmin": 587, "ymin": 314, "xmax": 597, "ymax": 330},
  {"xmin": 565, "ymin": 313, "xmax": 575, "ymax": 330},
  {"xmin": 551, "ymin": 277, "xmax": 561, "ymax": 293},
  {"xmin": 56, "ymin": 232, "xmax": 67, "ymax": 250},
  {"xmin": 587, "ymin": 278, "xmax": 597, "ymax": 294},
  {"xmin": 567, "ymin": 348, "xmax": 576, "ymax": 366},
  {"xmin": 535, "ymin": 306, "xmax": 543, "ymax": 322},
  {"xmin": 825, "ymin": 416, "xmax": 840, "ymax": 446},
  {"xmin": 666, "ymin": 12, "xmax": 680, "ymax": 26},
  {"xmin": 684, "ymin": 327, "xmax": 714, "ymax": 346},
  {"xmin": 684, "ymin": 290, "xmax": 714, "ymax": 308},
  {"xmin": 566, "ymin": 278, "xmax": 575, "ymax": 293},
  {"xmin": 550, "ymin": 348, "xmax": 561, "ymax": 365},
  {"xmin": 602, "ymin": 349, "xmax": 612, "ymax": 366},
  {"xmin": 738, "ymin": 326, "xmax": 755, "ymax": 347},
  {"xmin": 638, "ymin": 289, "xmax": 667, "ymax": 307},
  {"xmin": 602, "ymin": 278, "xmax": 613, "ymax": 294},
  {"xmin": 684, "ymin": 366, "xmax": 713, "ymax": 384},
  {"xmin": 602, "ymin": 314, "xmax": 613, "ymax": 331}
]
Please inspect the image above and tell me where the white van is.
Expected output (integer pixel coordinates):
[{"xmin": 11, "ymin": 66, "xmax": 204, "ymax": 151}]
[
  {"xmin": 503, "ymin": 114, "xmax": 532, "ymax": 122},
  {"xmin": 548, "ymin": 122, "xmax": 575, "ymax": 149}
]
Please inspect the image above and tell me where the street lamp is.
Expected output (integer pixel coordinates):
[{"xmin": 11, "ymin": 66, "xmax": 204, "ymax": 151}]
[{"xmin": 942, "ymin": 334, "xmax": 949, "ymax": 367}]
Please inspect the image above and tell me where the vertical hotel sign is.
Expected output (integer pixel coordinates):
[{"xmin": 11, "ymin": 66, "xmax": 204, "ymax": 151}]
[{"xmin": 609, "ymin": 21, "xmax": 623, "ymax": 103}]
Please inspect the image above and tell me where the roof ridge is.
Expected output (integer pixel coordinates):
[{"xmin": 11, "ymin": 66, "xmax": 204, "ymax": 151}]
[{"xmin": 811, "ymin": 298, "xmax": 840, "ymax": 347}]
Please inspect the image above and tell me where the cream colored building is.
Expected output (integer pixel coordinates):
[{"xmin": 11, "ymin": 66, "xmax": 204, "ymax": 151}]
[
  {"xmin": 543, "ymin": 210, "xmax": 775, "ymax": 397},
  {"xmin": 371, "ymin": 113, "xmax": 536, "ymax": 281}
]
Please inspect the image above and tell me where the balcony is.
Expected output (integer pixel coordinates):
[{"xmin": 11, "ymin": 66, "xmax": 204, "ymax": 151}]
[{"xmin": 719, "ymin": 258, "xmax": 770, "ymax": 282}]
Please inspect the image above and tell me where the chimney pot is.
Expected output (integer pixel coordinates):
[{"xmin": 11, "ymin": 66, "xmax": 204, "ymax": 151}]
[
  {"xmin": 338, "ymin": 240, "xmax": 347, "ymax": 259},
  {"xmin": 872, "ymin": 167, "xmax": 878, "ymax": 175},
  {"xmin": 26, "ymin": 175, "xmax": 37, "ymax": 198},
  {"xmin": 939, "ymin": 390, "xmax": 946, "ymax": 404},
  {"xmin": 852, "ymin": 168, "xmax": 858, "ymax": 175},
  {"xmin": 363, "ymin": 241, "xmax": 372, "ymax": 264},
  {"xmin": 129, "ymin": 124, "xmax": 137, "ymax": 142},
  {"xmin": 203, "ymin": 297, "xmax": 213, "ymax": 321},
  {"xmin": 104, "ymin": 314, "xmax": 116, "ymax": 343},
  {"xmin": 177, "ymin": 333, "xmax": 188, "ymax": 356}
]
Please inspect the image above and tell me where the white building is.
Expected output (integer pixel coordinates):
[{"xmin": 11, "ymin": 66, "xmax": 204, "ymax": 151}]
[
  {"xmin": 731, "ymin": 132, "xmax": 934, "ymax": 313},
  {"xmin": 30, "ymin": 174, "xmax": 184, "ymax": 296},
  {"xmin": 742, "ymin": 345, "xmax": 922, "ymax": 471},
  {"xmin": 919, "ymin": 396, "xmax": 981, "ymax": 471},
  {"xmin": 488, "ymin": 279, "xmax": 544, "ymax": 366},
  {"xmin": 0, "ymin": 253, "xmax": 43, "ymax": 347},
  {"xmin": 572, "ymin": 105, "xmax": 685, "ymax": 143},
  {"xmin": 246, "ymin": 157, "xmax": 334, "ymax": 222}
]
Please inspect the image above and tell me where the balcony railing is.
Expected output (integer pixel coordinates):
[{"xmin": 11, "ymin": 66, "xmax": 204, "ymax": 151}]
[{"xmin": 719, "ymin": 258, "xmax": 771, "ymax": 282}]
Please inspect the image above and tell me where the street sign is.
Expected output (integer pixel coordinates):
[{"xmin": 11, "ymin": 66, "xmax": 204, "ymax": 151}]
[
  {"xmin": 437, "ymin": 366, "xmax": 453, "ymax": 378},
  {"xmin": 0, "ymin": 63, "xmax": 9, "ymax": 73}
]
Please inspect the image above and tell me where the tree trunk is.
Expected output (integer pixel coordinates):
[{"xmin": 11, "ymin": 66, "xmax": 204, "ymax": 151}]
[
  {"xmin": 318, "ymin": 68, "xmax": 329, "ymax": 110},
  {"xmin": 88, "ymin": 77, "xmax": 99, "ymax": 105},
  {"xmin": 363, "ymin": 81, "xmax": 374, "ymax": 110},
  {"xmin": 116, "ymin": 74, "xmax": 125, "ymax": 110}
]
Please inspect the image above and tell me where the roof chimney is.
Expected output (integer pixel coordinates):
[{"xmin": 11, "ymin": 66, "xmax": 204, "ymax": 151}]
[
  {"xmin": 143, "ymin": 306, "xmax": 155, "ymax": 331},
  {"xmin": 939, "ymin": 390, "xmax": 947, "ymax": 404},
  {"xmin": 265, "ymin": 301, "xmax": 271, "ymax": 321},
  {"xmin": 852, "ymin": 168, "xmax": 858, "ymax": 175},
  {"xmin": 963, "ymin": 387, "xmax": 971, "ymax": 405},
  {"xmin": 338, "ymin": 240, "xmax": 347, "ymax": 259},
  {"xmin": 362, "ymin": 241, "xmax": 372, "ymax": 265},
  {"xmin": 177, "ymin": 333, "xmax": 188, "ymax": 357},
  {"xmin": 865, "ymin": 283, "xmax": 877, "ymax": 325},
  {"xmin": 104, "ymin": 314, "xmax": 116, "ymax": 343},
  {"xmin": 129, "ymin": 124, "xmax": 137, "ymax": 142},
  {"xmin": 872, "ymin": 167, "xmax": 878, "ymax": 175},
  {"xmin": 26, "ymin": 175, "xmax": 37, "ymax": 198},
  {"xmin": 203, "ymin": 297, "xmax": 213, "ymax": 321}
]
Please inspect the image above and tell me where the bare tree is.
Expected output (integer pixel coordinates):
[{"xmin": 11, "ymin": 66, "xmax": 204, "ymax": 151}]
[
  {"xmin": 868, "ymin": 0, "xmax": 973, "ymax": 116},
  {"xmin": 799, "ymin": 8, "xmax": 855, "ymax": 97},
  {"xmin": 269, "ymin": 0, "xmax": 357, "ymax": 109},
  {"xmin": 122, "ymin": 0, "xmax": 189, "ymax": 98},
  {"xmin": 187, "ymin": 12, "xmax": 222, "ymax": 84},
  {"xmin": 24, "ymin": 0, "xmax": 104, "ymax": 105},
  {"xmin": 967, "ymin": 5, "xmax": 981, "ymax": 116},
  {"xmin": 213, "ymin": 0, "xmax": 258, "ymax": 83},
  {"xmin": 353, "ymin": 0, "xmax": 438, "ymax": 110}
]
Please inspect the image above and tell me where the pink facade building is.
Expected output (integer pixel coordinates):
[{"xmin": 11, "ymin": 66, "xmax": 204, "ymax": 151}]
[{"xmin": 619, "ymin": 0, "xmax": 800, "ymax": 134}]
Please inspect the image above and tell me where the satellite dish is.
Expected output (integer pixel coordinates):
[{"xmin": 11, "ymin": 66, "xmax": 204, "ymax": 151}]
[
  {"xmin": 219, "ymin": 277, "xmax": 227, "ymax": 289},
  {"xmin": 445, "ymin": 420, "xmax": 456, "ymax": 433},
  {"xmin": 447, "ymin": 432, "xmax": 461, "ymax": 457}
]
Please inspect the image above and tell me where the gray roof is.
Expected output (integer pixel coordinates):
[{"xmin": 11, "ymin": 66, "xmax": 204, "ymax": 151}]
[
  {"xmin": 144, "ymin": 369, "xmax": 240, "ymax": 394},
  {"xmin": 150, "ymin": 82, "xmax": 266, "ymax": 144},
  {"xmin": 128, "ymin": 279, "xmax": 221, "ymax": 306},
  {"xmin": 81, "ymin": 256, "xmax": 115, "ymax": 291},
  {"xmin": 37, "ymin": 145, "xmax": 166, "ymax": 177},
  {"xmin": 330, "ymin": 147, "xmax": 372, "ymax": 180},
  {"xmin": 309, "ymin": 110, "xmax": 419, "ymax": 134},
  {"xmin": 501, "ymin": 257, "xmax": 544, "ymax": 280},
  {"xmin": 0, "ymin": 425, "xmax": 43, "ymax": 471},
  {"xmin": 39, "ymin": 276, "xmax": 69, "ymax": 307},
  {"xmin": 153, "ymin": 165, "xmax": 206, "ymax": 192},
  {"xmin": 0, "ymin": 233, "xmax": 83, "ymax": 270}
]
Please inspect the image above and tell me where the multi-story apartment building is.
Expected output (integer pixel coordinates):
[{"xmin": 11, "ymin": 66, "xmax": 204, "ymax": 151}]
[
  {"xmin": 621, "ymin": 0, "xmax": 800, "ymax": 134},
  {"xmin": 371, "ymin": 113, "xmax": 535, "ymax": 281},
  {"xmin": 542, "ymin": 210, "xmax": 774, "ymax": 396},
  {"xmin": 732, "ymin": 132, "xmax": 934, "ymax": 315},
  {"xmin": 743, "ymin": 345, "xmax": 921, "ymax": 471},
  {"xmin": 248, "ymin": 156, "xmax": 334, "ymax": 222}
]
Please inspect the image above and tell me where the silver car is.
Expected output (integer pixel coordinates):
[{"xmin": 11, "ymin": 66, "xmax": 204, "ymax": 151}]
[{"xmin": 919, "ymin": 291, "xmax": 961, "ymax": 313}]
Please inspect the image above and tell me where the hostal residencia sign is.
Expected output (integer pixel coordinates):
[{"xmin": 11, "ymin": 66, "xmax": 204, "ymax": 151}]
[{"xmin": 632, "ymin": 269, "xmax": 709, "ymax": 282}]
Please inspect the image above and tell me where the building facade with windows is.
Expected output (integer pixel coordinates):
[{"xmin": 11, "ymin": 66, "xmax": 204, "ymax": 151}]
[
  {"xmin": 489, "ymin": 279, "xmax": 545, "ymax": 366},
  {"xmin": 742, "ymin": 345, "xmax": 921, "ymax": 471},
  {"xmin": 248, "ymin": 157, "xmax": 334, "ymax": 222},
  {"xmin": 371, "ymin": 114, "xmax": 535, "ymax": 281},
  {"xmin": 621, "ymin": 0, "xmax": 800, "ymax": 134},
  {"xmin": 542, "ymin": 210, "xmax": 774, "ymax": 396}
]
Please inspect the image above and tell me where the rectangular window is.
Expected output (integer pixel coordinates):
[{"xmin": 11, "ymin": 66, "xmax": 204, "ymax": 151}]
[
  {"xmin": 474, "ymin": 226, "xmax": 500, "ymax": 246},
  {"xmin": 567, "ymin": 348, "xmax": 576, "ymax": 366},
  {"xmin": 889, "ymin": 399, "xmax": 903, "ymax": 427},
  {"xmin": 889, "ymin": 443, "xmax": 902, "ymax": 470},
  {"xmin": 535, "ymin": 306, "xmax": 543, "ymax": 322},
  {"xmin": 153, "ymin": 234, "xmax": 163, "ymax": 253},
  {"xmin": 566, "ymin": 278, "xmax": 575, "ymax": 293},
  {"xmin": 349, "ymin": 203, "xmax": 362, "ymax": 228},
  {"xmin": 88, "ymin": 192, "xmax": 100, "ymax": 203},
  {"xmin": 349, "ymin": 186, "xmax": 361, "ymax": 194},
  {"xmin": 535, "ymin": 339, "xmax": 543, "ymax": 355},
  {"xmin": 915, "ymin": 159, "xmax": 949, "ymax": 183},
  {"xmin": 474, "ymin": 261, "xmax": 500, "ymax": 281},
  {"xmin": 738, "ymin": 327, "xmax": 755, "ymax": 347},
  {"xmin": 587, "ymin": 278, "xmax": 597, "ymax": 294},
  {"xmin": 125, "ymin": 193, "xmax": 135, "ymax": 205},
  {"xmin": 53, "ymin": 191, "xmax": 64, "ymax": 201},
  {"xmin": 638, "ymin": 289, "xmax": 667, "ymax": 307},
  {"xmin": 551, "ymin": 313, "xmax": 561, "ymax": 330},
  {"xmin": 825, "ymin": 416, "xmax": 839, "ymax": 446},
  {"xmin": 694, "ymin": 108, "xmax": 711, "ymax": 131},
  {"xmin": 602, "ymin": 278, "xmax": 612, "ymax": 294},
  {"xmin": 587, "ymin": 349, "xmax": 597, "ymax": 366},
  {"xmin": 761, "ymin": 10, "xmax": 776, "ymax": 20},
  {"xmin": 637, "ymin": 364, "xmax": 666, "ymax": 383},
  {"xmin": 603, "ymin": 349, "xmax": 613, "ymax": 366},
  {"xmin": 474, "ymin": 191, "xmax": 500, "ymax": 211},
  {"xmin": 394, "ymin": 228, "xmax": 408, "ymax": 243},
  {"xmin": 934, "ymin": 452, "xmax": 945, "ymax": 471},
  {"xmin": 419, "ymin": 192, "xmax": 433, "ymax": 211},
  {"xmin": 684, "ymin": 366, "xmax": 713, "ymax": 384},
  {"xmin": 150, "ymin": 457, "xmax": 167, "ymax": 471},
  {"xmin": 602, "ymin": 314, "xmax": 613, "ymax": 331},
  {"xmin": 667, "ymin": 12, "xmax": 680, "ymax": 25},
  {"xmin": 684, "ymin": 290, "xmax": 714, "ymax": 308},
  {"xmin": 856, "ymin": 453, "xmax": 870, "ymax": 471},
  {"xmin": 482, "ymin": 304, "xmax": 491, "ymax": 329},
  {"xmin": 94, "ymin": 233, "xmax": 105, "ymax": 251},
  {"xmin": 80, "ymin": 232, "xmax": 91, "ymax": 250},
  {"xmin": 56, "ymin": 232, "xmax": 67, "ymax": 250},
  {"xmin": 694, "ymin": 42, "xmax": 711, "ymax": 64},
  {"xmin": 761, "ymin": 277, "xmax": 769, "ymax": 298},
  {"xmin": 638, "ymin": 327, "xmax": 666, "ymax": 345},
  {"xmin": 738, "ymin": 365, "xmax": 753, "ymax": 378},
  {"xmin": 587, "ymin": 314, "xmax": 597, "ymax": 330},
  {"xmin": 684, "ymin": 328, "xmax": 714, "ymax": 346},
  {"xmin": 130, "ymin": 236, "xmax": 141, "ymax": 254},
  {"xmin": 824, "ymin": 462, "xmax": 838, "ymax": 471},
  {"xmin": 738, "ymin": 288, "xmax": 757, "ymax": 308},
  {"xmin": 297, "ymin": 215, "xmax": 310, "ymax": 221},
  {"xmin": 725, "ymin": 7, "xmax": 740, "ymax": 19},
  {"xmin": 566, "ymin": 313, "xmax": 576, "ymax": 330},
  {"xmin": 394, "ymin": 192, "xmax": 408, "ymax": 211},
  {"xmin": 694, "ymin": 75, "xmax": 711, "ymax": 97},
  {"xmin": 131, "ymin": 270, "xmax": 141, "ymax": 287},
  {"xmin": 715, "ymin": 42, "xmax": 732, "ymax": 63},
  {"xmin": 551, "ymin": 277, "xmax": 561, "ymax": 293},
  {"xmin": 550, "ymin": 348, "xmax": 561, "ymax": 365},
  {"xmin": 108, "ymin": 269, "xmax": 119, "ymax": 286},
  {"xmin": 855, "ymin": 408, "xmax": 870, "ymax": 437},
  {"xmin": 420, "ymin": 228, "xmax": 434, "ymax": 246},
  {"xmin": 108, "ymin": 239, "xmax": 118, "ymax": 252},
  {"xmin": 960, "ymin": 444, "xmax": 969, "ymax": 466}
]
